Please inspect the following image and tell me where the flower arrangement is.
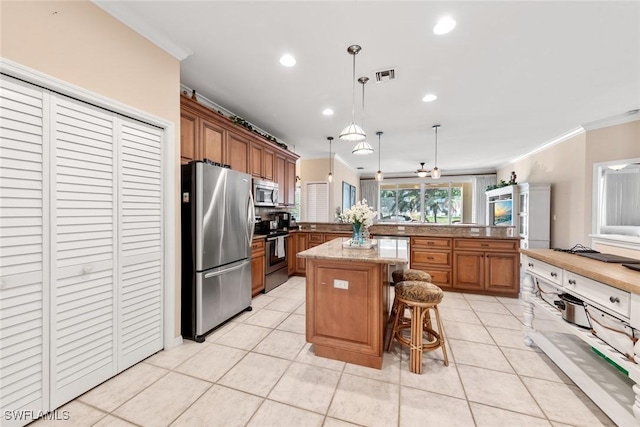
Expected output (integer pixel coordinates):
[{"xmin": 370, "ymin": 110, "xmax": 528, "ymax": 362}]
[{"xmin": 342, "ymin": 199, "xmax": 377, "ymax": 227}]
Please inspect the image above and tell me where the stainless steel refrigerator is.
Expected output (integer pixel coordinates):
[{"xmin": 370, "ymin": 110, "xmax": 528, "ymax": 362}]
[{"xmin": 181, "ymin": 161, "xmax": 255, "ymax": 342}]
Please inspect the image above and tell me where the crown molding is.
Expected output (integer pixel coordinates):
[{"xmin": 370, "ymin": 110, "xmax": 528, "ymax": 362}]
[
  {"xmin": 581, "ymin": 109, "xmax": 640, "ymax": 131},
  {"xmin": 92, "ymin": 1, "xmax": 193, "ymax": 61}
]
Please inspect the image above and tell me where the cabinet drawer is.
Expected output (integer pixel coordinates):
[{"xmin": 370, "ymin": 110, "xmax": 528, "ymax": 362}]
[
  {"xmin": 427, "ymin": 269, "xmax": 451, "ymax": 286},
  {"xmin": 524, "ymin": 257, "xmax": 562, "ymax": 286},
  {"xmin": 454, "ymin": 239, "xmax": 518, "ymax": 251},
  {"xmin": 411, "ymin": 250, "xmax": 451, "ymax": 267},
  {"xmin": 251, "ymin": 239, "xmax": 265, "ymax": 251},
  {"xmin": 308, "ymin": 233, "xmax": 324, "ymax": 243},
  {"xmin": 564, "ymin": 271, "xmax": 630, "ymax": 319},
  {"xmin": 411, "ymin": 237, "xmax": 452, "ymax": 249}
]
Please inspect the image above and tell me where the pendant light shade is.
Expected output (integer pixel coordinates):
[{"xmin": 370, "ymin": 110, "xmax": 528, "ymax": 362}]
[
  {"xmin": 431, "ymin": 124, "xmax": 441, "ymax": 179},
  {"xmin": 375, "ymin": 131, "xmax": 384, "ymax": 181},
  {"xmin": 327, "ymin": 136, "xmax": 333, "ymax": 183},
  {"xmin": 339, "ymin": 45, "xmax": 366, "ymax": 142},
  {"xmin": 351, "ymin": 76, "xmax": 373, "ymax": 155},
  {"xmin": 352, "ymin": 141, "xmax": 374, "ymax": 155}
]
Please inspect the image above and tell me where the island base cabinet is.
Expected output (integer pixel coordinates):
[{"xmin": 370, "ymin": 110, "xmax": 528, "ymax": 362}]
[{"xmin": 305, "ymin": 259, "xmax": 388, "ymax": 369}]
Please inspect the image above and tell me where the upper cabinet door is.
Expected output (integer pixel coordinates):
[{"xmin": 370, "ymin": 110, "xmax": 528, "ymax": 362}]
[
  {"xmin": 200, "ymin": 119, "xmax": 225, "ymax": 165},
  {"xmin": 275, "ymin": 155, "xmax": 286, "ymax": 205},
  {"xmin": 263, "ymin": 148, "xmax": 275, "ymax": 181},
  {"xmin": 226, "ymin": 132, "xmax": 250, "ymax": 174},
  {"xmin": 180, "ymin": 110, "xmax": 198, "ymax": 164},
  {"xmin": 285, "ymin": 159, "xmax": 296, "ymax": 206},
  {"xmin": 250, "ymin": 141, "xmax": 264, "ymax": 178}
]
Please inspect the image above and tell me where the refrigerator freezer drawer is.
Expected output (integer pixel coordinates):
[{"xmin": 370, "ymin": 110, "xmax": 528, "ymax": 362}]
[{"xmin": 195, "ymin": 259, "xmax": 251, "ymax": 339}]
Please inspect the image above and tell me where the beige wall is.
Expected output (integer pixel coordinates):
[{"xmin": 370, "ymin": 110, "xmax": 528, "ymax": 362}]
[
  {"xmin": 1, "ymin": 1, "xmax": 182, "ymax": 337},
  {"xmin": 299, "ymin": 156, "xmax": 359, "ymax": 221},
  {"xmin": 498, "ymin": 120, "xmax": 639, "ymax": 248}
]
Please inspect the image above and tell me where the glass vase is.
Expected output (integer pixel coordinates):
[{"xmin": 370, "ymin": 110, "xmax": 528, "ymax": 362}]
[{"xmin": 352, "ymin": 222, "xmax": 364, "ymax": 245}]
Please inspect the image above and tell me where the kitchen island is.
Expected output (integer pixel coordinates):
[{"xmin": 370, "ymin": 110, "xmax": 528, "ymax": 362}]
[{"xmin": 297, "ymin": 238, "xmax": 409, "ymax": 369}]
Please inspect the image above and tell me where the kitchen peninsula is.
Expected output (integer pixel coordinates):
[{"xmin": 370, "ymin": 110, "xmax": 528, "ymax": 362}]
[
  {"xmin": 297, "ymin": 237, "xmax": 408, "ymax": 368},
  {"xmin": 293, "ymin": 222, "xmax": 521, "ymax": 297}
]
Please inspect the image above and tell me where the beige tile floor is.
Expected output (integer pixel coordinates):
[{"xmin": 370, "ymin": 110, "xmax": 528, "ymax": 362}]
[{"xmin": 33, "ymin": 276, "xmax": 616, "ymax": 427}]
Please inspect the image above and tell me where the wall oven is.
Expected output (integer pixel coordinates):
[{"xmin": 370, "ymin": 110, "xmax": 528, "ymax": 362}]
[
  {"xmin": 265, "ymin": 232, "xmax": 288, "ymax": 292},
  {"xmin": 253, "ymin": 179, "xmax": 279, "ymax": 207}
]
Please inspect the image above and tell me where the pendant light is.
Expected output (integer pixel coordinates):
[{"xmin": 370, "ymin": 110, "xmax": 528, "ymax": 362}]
[
  {"xmin": 327, "ymin": 136, "xmax": 334, "ymax": 183},
  {"xmin": 375, "ymin": 131, "xmax": 384, "ymax": 181},
  {"xmin": 339, "ymin": 45, "xmax": 366, "ymax": 142},
  {"xmin": 352, "ymin": 76, "xmax": 373, "ymax": 155},
  {"xmin": 431, "ymin": 124, "xmax": 441, "ymax": 179}
]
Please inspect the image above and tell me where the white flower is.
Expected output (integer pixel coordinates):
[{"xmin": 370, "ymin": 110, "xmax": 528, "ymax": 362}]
[{"xmin": 342, "ymin": 199, "xmax": 377, "ymax": 227}]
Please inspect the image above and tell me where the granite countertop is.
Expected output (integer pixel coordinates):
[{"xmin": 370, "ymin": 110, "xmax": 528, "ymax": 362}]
[
  {"xmin": 295, "ymin": 222, "xmax": 519, "ymax": 239},
  {"xmin": 521, "ymin": 249, "xmax": 640, "ymax": 294},
  {"xmin": 297, "ymin": 237, "xmax": 409, "ymax": 265},
  {"xmin": 252, "ymin": 234, "xmax": 266, "ymax": 240}
]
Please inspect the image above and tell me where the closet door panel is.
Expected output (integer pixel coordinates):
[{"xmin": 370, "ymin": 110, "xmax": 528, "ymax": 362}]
[
  {"xmin": 50, "ymin": 96, "xmax": 115, "ymax": 408},
  {"xmin": 118, "ymin": 118, "xmax": 163, "ymax": 369},
  {"xmin": 0, "ymin": 75, "xmax": 47, "ymax": 424}
]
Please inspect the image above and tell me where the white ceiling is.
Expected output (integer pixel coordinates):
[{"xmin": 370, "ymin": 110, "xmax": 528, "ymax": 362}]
[{"xmin": 95, "ymin": 1, "xmax": 640, "ymax": 177}]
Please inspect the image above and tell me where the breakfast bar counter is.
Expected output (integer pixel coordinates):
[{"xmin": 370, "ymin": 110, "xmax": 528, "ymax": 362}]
[{"xmin": 297, "ymin": 238, "xmax": 409, "ymax": 368}]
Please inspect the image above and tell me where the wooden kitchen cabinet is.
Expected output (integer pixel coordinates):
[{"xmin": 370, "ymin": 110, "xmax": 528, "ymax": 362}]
[
  {"xmin": 307, "ymin": 232, "xmax": 324, "ymax": 247},
  {"xmin": 201, "ymin": 118, "xmax": 225, "ymax": 164},
  {"xmin": 251, "ymin": 239, "xmax": 266, "ymax": 296},
  {"xmin": 293, "ymin": 232, "xmax": 308, "ymax": 275},
  {"xmin": 452, "ymin": 238, "xmax": 519, "ymax": 297},
  {"xmin": 179, "ymin": 95, "xmax": 298, "ymax": 181},
  {"xmin": 180, "ymin": 109, "xmax": 198, "ymax": 164},
  {"xmin": 275, "ymin": 154, "xmax": 286, "ymax": 205},
  {"xmin": 227, "ymin": 132, "xmax": 250, "ymax": 173},
  {"xmin": 250, "ymin": 141, "xmax": 264, "ymax": 178},
  {"xmin": 410, "ymin": 237, "xmax": 452, "ymax": 287},
  {"xmin": 285, "ymin": 158, "xmax": 296, "ymax": 206},
  {"xmin": 288, "ymin": 234, "xmax": 296, "ymax": 275}
]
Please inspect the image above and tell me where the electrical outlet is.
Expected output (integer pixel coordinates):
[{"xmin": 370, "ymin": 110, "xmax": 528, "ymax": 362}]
[
  {"xmin": 333, "ymin": 279, "xmax": 348, "ymax": 290},
  {"xmin": 398, "ymin": 226, "xmax": 405, "ymax": 231}
]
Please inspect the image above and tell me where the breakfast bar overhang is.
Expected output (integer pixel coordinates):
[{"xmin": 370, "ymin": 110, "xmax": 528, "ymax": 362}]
[{"xmin": 297, "ymin": 238, "xmax": 409, "ymax": 369}]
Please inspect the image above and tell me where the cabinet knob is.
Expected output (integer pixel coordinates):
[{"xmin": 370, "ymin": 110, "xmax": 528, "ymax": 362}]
[
  {"xmin": 568, "ymin": 279, "xmax": 576, "ymax": 285},
  {"xmin": 527, "ymin": 263, "xmax": 533, "ymax": 267},
  {"xmin": 550, "ymin": 272, "xmax": 557, "ymax": 278},
  {"xmin": 609, "ymin": 296, "xmax": 620, "ymax": 304}
]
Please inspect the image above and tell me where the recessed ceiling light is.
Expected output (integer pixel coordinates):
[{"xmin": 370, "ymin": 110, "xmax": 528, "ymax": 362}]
[
  {"xmin": 279, "ymin": 54, "xmax": 296, "ymax": 67},
  {"xmin": 322, "ymin": 108, "xmax": 334, "ymax": 116},
  {"xmin": 422, "ymin": 93, "xmax": 437, "ymax": 103},
  {"xmin": 433, "ymin": 16, "xmax": 456, "ymax": 35}
]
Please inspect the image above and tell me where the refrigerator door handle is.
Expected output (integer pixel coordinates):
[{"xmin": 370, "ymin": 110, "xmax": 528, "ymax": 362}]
[
  {"xmin": 248, "ymin": 192, "xmax": 255, "ymax": 243},
  {"xmin": 204, "ymin": 259, "xmax": 250, "ymax": 279}
]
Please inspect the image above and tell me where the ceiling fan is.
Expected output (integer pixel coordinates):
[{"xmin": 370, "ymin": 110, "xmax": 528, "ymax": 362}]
[{"xmin": 416, "ymin": 162, "xmax": 429, "ymax": 178}]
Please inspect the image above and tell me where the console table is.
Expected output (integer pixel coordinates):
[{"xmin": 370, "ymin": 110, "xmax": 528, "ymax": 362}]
[{"xmin": 521, "ymin": 249, "xmax": 640, "ymax": 426}]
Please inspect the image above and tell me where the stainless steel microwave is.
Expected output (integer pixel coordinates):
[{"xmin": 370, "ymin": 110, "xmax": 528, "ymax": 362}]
[{"xmin": 253, "ymin": 179, "xmax": 279, "ymax": 207}]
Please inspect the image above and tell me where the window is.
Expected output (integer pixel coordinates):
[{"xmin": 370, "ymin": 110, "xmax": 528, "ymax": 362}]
[
  {"xmin": 379, "ymin": 181, "xmax": 463, "ymax": 224},
  {"xmin": 594, "ymin": 159, "xmax": 640, "ymax": 238},
  {"xmin": 424, "ymin": 183, "xmax": 462, "ymax": 223}
]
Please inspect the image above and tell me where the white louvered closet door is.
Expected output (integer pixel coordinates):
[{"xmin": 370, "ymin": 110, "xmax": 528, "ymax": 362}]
[
  {"xmin": 0, "ymin": 75, "xmax": 48, "ymax": 426},
  {"xmin": 49, "ymin": 95, "xmax": 117, "ymax": 408},
  {"xmin": 117, "ymin": 117, "xmax": 163, "ymax": 369}
]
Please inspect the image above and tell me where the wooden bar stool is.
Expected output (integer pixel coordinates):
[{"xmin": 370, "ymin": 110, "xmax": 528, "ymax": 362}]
[
  {"xmin": 389, "ymin": 269, "xmax": 432, "ymax": 322},
  {"xmin": 386, "ymin": 280, "xmax": 449, "ymax": 374}
]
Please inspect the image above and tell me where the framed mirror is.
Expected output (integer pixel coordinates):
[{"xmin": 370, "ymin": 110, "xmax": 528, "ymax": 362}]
[{"xmin": 592, "ymin": 157, "xmax": 640, "ymax": 245}]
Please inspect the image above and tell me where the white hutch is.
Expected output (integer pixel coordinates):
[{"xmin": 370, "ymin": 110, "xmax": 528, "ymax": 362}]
[{"xmin": 486, "ymin": 183, "xmax": 551, "ymax": 249}]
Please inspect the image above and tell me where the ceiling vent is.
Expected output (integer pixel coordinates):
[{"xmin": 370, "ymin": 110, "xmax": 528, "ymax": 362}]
[{"xmin": 375, "ymin": 68, "xmax": 396, "ymax": 83}]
